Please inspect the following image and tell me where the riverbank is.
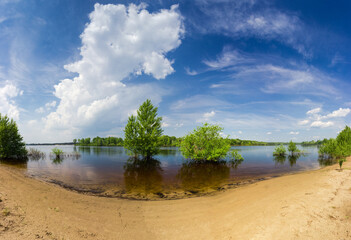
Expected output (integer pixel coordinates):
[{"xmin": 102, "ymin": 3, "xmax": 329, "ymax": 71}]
[{"xmin": 0, "ymin": 158, "xmax": 350, "ymax": 239}]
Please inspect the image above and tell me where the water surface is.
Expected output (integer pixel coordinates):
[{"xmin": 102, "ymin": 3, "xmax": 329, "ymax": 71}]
[{"xmin": 3, "ymin": 145, "xmax": 322, "ymax": 199}]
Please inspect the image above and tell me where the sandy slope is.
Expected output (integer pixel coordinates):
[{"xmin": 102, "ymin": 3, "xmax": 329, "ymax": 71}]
[{"xmin": 0, "ymin": 159, "xmax": 350, "ymax": 240}]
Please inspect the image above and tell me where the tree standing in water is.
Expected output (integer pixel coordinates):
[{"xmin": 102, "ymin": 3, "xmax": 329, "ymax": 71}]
[{"xmin": 124, "ymin": 99, "xmax": 163, "ymax": 159}]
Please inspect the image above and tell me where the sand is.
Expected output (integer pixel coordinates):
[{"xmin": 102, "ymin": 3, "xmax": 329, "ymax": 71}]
[{"xmin": 0, "ymin": 158, "xmax": 350, "ymax": 240}]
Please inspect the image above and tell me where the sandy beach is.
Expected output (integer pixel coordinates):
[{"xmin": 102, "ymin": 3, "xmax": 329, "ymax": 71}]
[{"xmin": 0, "ymin": 158, "xmax": 350, "ymax": 240}]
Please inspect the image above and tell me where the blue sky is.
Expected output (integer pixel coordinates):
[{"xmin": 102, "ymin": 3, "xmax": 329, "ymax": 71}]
[{"xmin": 1, "ymin": 0, "xmax": 351, "ymax": 143}]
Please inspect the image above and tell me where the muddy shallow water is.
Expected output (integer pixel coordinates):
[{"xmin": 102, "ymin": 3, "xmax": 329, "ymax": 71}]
[{"xmin": 2, "ymin": 145, "xmax": 324, "ymax": 200}]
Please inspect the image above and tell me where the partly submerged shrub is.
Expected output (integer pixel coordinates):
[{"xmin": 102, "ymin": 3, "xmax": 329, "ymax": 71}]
[
  {"xmin": 27, "ymin": 148, "xmax": 45, "ymax": 160},
  {"xmin": 273, "ymin": 144, "xmax": 286, "ymax": 156},
  {"xmin": 51, "ymin": 148, "xmax": 63, "ymax": 158}
]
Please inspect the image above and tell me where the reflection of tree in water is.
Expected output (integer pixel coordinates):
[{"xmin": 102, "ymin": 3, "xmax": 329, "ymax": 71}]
[
  {"xmin": 0, "ymin": 158, "xmax": 28, "ymax": 169},
  {"xmin": 318, "ymin": 155, "xmax": 336, "ymax": 167},
  {"xmin": 177, "ymin": 160, "xmax": 230, "ymax": 193},
  {"xmin": 273, "ymin": 155, "xmax": 286, "ymax": 165},
  {"xmin": 229, "ymin": 158, "xmax": 244, "ymax": 170},
  {"xmin": 288, "ymin": 154, "xmax": 300, "ymax": 167},
  {"xmin": 157, "ymin": 148, "xmax": 177, "ymax": 157},
  {"xmin": 52, "ymin": 156, "xmax": 63, "ymax": 165},
  {"xmin": 273, "ymin": 154, "xmax": 301, "ymax": 167},
  {"xmin": 123, "ymin": 157, "xmax": 163, "ymax": 195},
  {"xmin": 78, "ymin": 146, "xmax": 91, "ymax": 155}
]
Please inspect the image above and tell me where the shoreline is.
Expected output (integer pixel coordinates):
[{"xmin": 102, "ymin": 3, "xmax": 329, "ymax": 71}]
[{"xmin": 0, "ymin": 158, "xmax": 350, "ymax": 239}]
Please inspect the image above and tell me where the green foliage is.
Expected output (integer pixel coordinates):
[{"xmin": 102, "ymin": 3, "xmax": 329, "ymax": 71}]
[
  {"xmin": 158, "ymin": 135, "xmax": 180, "ymax": 147},
  {"xmin": 229, "ymin": 138, "xmax": 267, "ymax": 146},
  {"xmin": 319, "ymin": 126, "xmax": 351, "ymax": 159},
  {"xmin": 0, "ymin": 114, "xmax": 27, "ymax": 159},
  {"xmin": 288, "ymin": 141, "xmax": 300, "ymax": 154},
  {"xmin": 273, "ymin": 144, "xmax": 286, "ymax": 156},
  {"xmin": 338, "ymin": 158, "xmax": 346, "ymax": 169},
  {"xmin": 124, "ymin": 99, "xmax": 163, "ymax": 158},
  {"xmin": 74, "ymin": 136, "xmax": 124, "ymax": 146},
  {"xmin": 228, "ymin": 149, "xmax": 244, "ymax": 169},
  {"xmin": 51, "ymin": 147, "xmax": 63, "ymax": 158},
  {"xmin": 180, "ymin": 123, "xmax": 231, "ymax": 161}
]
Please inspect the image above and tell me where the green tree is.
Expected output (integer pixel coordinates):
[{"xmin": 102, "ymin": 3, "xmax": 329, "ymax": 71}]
[
  {"xmin": 288, "ymin": 141, "xmax": 300, "ymax": 154},
  {"xmin": 273, "ymin": 144, "xmax": 286, "ymax": 156},
  {"xmin": 0, "ymin": 114, "xmax": 27, "ymax": 159},
  {"xmin": 124, "ymin": 99, "xmax": 163, "ymax": 159},
  {"xmin": 180, "ymin": 123, "xmax": 231, "ymax": 161}
]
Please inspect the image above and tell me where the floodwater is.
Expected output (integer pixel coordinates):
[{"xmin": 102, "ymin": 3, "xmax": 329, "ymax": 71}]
[{"xmin": 2, "ymin": 145, "xmax": 324, "ymax": 199}]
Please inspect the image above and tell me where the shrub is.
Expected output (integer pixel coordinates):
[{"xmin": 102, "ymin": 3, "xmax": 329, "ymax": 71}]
[
  {"xmin": 180, "ymin": 123, "xmax": 231, "ymax": 161},
  {"xmin": 319, "ymin": 126, "xmax": 351, "ymax": 159},
  {"xmin": 0, "ymin": 114, "xmax": 27, "ymax": 160},
  {"xmin": 27, "ymin": 148, "xmax": 45, "ymax": 160},
  {"xmin": 273, "ymin": 144, "xmax": 286, "ymax": 156},
  {"xmin": 51, "ymin": 148, "xmax": 63, "ymax": 158},
  {"xmin": 288, "ymin": 141, "xmax": 300, "ymax": 154}
]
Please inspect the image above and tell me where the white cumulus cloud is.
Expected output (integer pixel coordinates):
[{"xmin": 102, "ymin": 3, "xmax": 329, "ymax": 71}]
[
  {"xmin": 0, "ymin": 81, "xmax": 22, "ymax": 120},
  {"xmin": 310, "ymin": 120, "xmax": 334, "ymax": 128},
  {"xmin": 324, "ymin": 108, "xmax": 350, "ymax": 118},
  {"xmin": 44, "ymin": 3, "xmax": 184, "ymax": 134},
  {"xmin": 289, "ymin": 131, "xmax": 299, "ymax": 135}
]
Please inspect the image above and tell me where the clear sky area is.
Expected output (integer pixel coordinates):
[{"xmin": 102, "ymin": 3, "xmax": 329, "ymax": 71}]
[{"xmin": 1, "ymin": 0, "xmax": 351, "ymax": 143}]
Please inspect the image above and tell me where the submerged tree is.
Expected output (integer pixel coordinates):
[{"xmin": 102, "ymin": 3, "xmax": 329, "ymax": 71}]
[
  {"xmin": 180, "ymin": 123, "xmax": 241, "ymax": 162},
  {"xmin": 273, "ymin": 144, "xmax": 286, "ymax": 156},
  {"xmin": 0, "ymin": 114, "xmax": 27, "ymax": 160},
  {"xmin": 288, "ymin": 141, "xmax": 300, "ymax": 155},
  {"xmin": 123, "ymin": 99, "xmax": 163, "ymax": 159},
  {"xmin": 318, "ymin": 126, "xmax": 351, "ymax": 169}
]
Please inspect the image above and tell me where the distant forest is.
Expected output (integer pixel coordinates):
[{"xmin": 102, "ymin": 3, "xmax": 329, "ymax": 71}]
[{"xmin": 73, "ymin": 136, "xmax": 282, "ymax": 147}]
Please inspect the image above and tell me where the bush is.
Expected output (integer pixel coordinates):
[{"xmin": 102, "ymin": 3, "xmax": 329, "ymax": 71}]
[
  {"xmin": 180, "ymin": 123, "xmax": 231, "ymax": 161},
  {"xmin": 0, "ymin": 114, "xmax": 27, "ymax": 160},
  {"xmin": 27, "ymin": 148, "xmax": 45, "ymax": 160},
  {"xmin": 51, "ymin": 148, "xmax": 63, "ymax": 158},
  {"xmin": 273, "ymin": 144, "xmax": 286, "ymax": 156},
  {"xmin": 288, "ymin": 141, "xmax": 300, "ymax": 154},
  {"xmin": 319, "ymin": 126, "xmax": 351, "ymax": 159}
]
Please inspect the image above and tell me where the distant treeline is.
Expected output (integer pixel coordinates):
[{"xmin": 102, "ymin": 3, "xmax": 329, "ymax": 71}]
[
  {"xmin": 74, "ymin": 136, "xmax": 273, "ymax": 147},
  {"xmin": 300, "ymin": 139, "xmax": 328, "ymax": 146}
]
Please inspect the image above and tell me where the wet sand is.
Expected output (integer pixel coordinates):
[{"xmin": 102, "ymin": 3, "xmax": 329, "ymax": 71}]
[{"xmin": 0, "ymin": 158, "xmax": 350, "ymax": 240}]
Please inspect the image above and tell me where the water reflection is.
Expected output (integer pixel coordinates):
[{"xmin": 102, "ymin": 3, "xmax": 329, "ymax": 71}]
[
  {"xmin": 273, "ymin": 154, "xmax": 301, "ymax": 167},
  {"xmin": 123, "ymin": 157, "xmax": 163, "ymax": 195},
  {"xmin": 229, "ymin": 158, "xmax": 244, "ymax": 170},
  {"xmin": 177, "ymin": 160, "xmax": 230, "ymax": 193},
  {"xmin": 318, "ymin": 156, "xmax": 336, "ymax": 167},
  {"xmin": 273, "ymin": 155, "xmax": 286, "ymax": 165},
  {"xmin": 0, "ymin": 158, "xmax": 28, "ymax": 168},
  {"xmin": 288, "ymin": 154, "xmax": 299, "ymax": 167}
]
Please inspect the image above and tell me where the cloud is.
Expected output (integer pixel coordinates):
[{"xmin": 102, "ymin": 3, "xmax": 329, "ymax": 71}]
[
  {"xmin": 298, "ymin": 119, "xmax": 309, "ymax": 125},
  {"xmin": 171, "ymin": 95, "xmax": 229, "ymax": 110},
  {"xmin": 289, "ymin": 131, "xmax": 299, "ymax": 135},
  {"xmin": 266, "ymin": 132, "xmax": 272, "ymax": 135},
  {"xmin": 307, "ymin": 107, "xmax": 321, "ymax": 115},
  {"xmin": 203, "ymin": 111, "xmax": 215, "ymax": 118},
  {"xmin": 44, "ymin": 3, "xmax": 184, "ymax": 134},
  {"xmin": 204, "ymin": 48, "xmax": 339, "ymax": 97},
  {"xmin": 324, "ymin": 108, "xmax": 350, "ymax": 118},
  {"xmin": 184, "ymin": 67, "xmax": 198, "ymax": 76},
  {"xmin": 310, "ymin": 121, "xmax": 334, "ymax": 128},
  {"xmin": 192, "ymin": 0, "xmax": 311, "ymax": 57},
  {"xmin": 45, "ymin": 101, "xmax": 56, "ymax": 110},
  {"xmin": 0, "ymin": 81, "xmax": 22, "ymax": 120},
  {"xmin": 203, "ymin": 48, "xmax": 252, "ymax": 69}
]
